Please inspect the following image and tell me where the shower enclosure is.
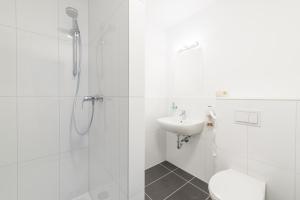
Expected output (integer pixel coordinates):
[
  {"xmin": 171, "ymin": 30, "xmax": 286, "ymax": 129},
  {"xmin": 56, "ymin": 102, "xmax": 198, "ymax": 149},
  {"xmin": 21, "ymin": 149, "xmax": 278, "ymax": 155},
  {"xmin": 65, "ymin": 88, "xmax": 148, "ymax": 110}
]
[{"xmin": 0, "ymin": 0, "xmax": 144, "ymax": 200}]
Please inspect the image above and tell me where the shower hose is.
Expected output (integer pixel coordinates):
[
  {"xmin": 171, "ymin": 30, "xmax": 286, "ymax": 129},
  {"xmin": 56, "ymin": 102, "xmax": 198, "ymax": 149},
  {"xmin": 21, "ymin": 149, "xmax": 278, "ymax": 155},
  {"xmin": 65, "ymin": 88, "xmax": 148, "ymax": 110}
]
[{"xmin": 70, "ymin": 32, "xmax": 95, "ymax": 136}]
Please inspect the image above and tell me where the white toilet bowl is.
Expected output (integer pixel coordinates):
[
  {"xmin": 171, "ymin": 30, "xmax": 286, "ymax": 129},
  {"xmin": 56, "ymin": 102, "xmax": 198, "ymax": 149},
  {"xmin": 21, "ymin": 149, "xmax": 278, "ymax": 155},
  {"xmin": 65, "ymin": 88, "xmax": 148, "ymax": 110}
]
[{"xmin": 209, "ymin": 169, "xmax": 265, "ymax": 200}]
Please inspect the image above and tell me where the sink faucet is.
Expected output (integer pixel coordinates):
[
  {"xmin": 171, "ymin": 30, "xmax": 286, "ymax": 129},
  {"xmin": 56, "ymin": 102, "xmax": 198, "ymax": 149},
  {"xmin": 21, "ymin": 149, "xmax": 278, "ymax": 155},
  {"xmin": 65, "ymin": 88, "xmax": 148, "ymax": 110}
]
[{"xmin": 179, "ymin": 110, "xmax": 186, "ymax": 121}]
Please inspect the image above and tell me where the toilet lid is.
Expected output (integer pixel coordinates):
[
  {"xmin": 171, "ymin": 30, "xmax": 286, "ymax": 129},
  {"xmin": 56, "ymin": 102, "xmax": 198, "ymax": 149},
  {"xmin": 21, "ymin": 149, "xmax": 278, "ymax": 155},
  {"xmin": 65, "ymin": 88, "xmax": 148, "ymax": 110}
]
[{"xmin": 209, "ymin": 169, "xmax": 265, "ymax": 200}]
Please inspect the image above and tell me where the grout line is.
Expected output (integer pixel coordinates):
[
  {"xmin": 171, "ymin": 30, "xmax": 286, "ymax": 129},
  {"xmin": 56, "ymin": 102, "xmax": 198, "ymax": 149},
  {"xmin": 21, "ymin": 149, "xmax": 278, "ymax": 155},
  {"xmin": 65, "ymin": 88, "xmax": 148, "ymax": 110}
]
[
  {"xmin": 163, "ymin": 181, "xmax": 190, "ymax": 200},
  {"xmin": 1, "ymin": 96, "xmax": 88, "ymax": 98},
  {"xmin": 188, "ymin": 181, "xmax": 209, "ymax": 195},
  {"xmin": 18, "ymin": 153, "xmax": 61, "ymax": 164},
  {"xmin": 171, "ymin": 170, "xmax": 194, "ymax": 182},
  {"xmin": 145, "ymin": 163, "xmax": 178, "ymax": 187},
  {"xmin": 0, "ymin": 96, "xmax": 130, "ymax": 98},
  {"xmin": 163, "ymin": 176, "xmax": 210, "ymax": 200},
  {"xmin": 87, "ymin": 0, "xmax": 90, "ymax": 195},
  {"xmin": 145, "ymin": 163, "xmax": 210, "ymax": 200},
  {"xmin": 145, "ymin": 193, "xmax": 153, "ymax": 200},
  {"xmin": 15, "ymin": 0, "xmax": 19, "ymax": 198},
  {"xmin": 159, "ymin": 162, "xmax": 178, "ymax": 172},
  {"xmin": 171, "ymin": 171, "xmax": 209, "ymax": 195},
  {"xmin": 57, "ymin": 0, "xmax": 61, "ymax": 199},
  {"xmin": 16, "ymin": 144, "xmax": 88, "ymax": 165},
  {"xmin": 246, "ymin": 125, "xmax": 249, "ymax": 174},
  {"xmin": 0, "ymin": 95, "xmax": 133, "ymax": 98},
  {"xmin": 0, "ymin": 23, "xmax": 17, "ymax": 30},
  {"xmin": 145, "ymin": 170, "xmax": 173, "ymax": 188},
  {"xmin": 294, "ymin": 102, "xmax": 298, "ymax": 200}
]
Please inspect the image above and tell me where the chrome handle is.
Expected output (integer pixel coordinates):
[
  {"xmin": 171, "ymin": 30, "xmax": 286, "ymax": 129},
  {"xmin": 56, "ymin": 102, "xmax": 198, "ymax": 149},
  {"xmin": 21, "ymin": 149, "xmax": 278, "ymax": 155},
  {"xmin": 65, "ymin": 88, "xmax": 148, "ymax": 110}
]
[
  {"xmin": 81, "ymin": 95, "xmax": 103, "ymax": 108},
  {"xmin": 179, "ymin": 110, "xmax": 186, "ymax": 116},
  {"xmin": 83, "ymin": 95, "xmax": 103, "ymax": 102}
]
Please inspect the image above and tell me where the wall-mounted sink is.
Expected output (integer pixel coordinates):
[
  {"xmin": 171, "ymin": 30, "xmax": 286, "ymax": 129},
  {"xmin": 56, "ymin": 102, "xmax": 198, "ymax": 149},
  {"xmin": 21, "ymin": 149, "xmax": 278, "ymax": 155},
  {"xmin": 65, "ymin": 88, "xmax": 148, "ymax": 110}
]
[{"xmin": 157, "ymin": 117, "xmax": 205, "ymax": 136}]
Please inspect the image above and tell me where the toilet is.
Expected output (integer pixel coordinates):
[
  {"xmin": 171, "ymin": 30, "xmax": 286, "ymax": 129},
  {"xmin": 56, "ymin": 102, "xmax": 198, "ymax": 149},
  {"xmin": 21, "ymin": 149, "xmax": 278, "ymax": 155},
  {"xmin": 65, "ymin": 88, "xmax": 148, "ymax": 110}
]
[{"xmin": 209, "ymin": 169, "xmax": 266, "ymax": 200}]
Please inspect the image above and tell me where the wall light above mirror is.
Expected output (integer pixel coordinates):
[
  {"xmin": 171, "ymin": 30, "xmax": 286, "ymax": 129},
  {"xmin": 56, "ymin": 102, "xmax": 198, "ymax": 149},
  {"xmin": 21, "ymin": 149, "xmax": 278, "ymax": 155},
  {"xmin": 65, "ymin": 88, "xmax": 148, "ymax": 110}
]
[{"xmin": 178, "ymin": 41, "xmax": 200, "ymax": 54}]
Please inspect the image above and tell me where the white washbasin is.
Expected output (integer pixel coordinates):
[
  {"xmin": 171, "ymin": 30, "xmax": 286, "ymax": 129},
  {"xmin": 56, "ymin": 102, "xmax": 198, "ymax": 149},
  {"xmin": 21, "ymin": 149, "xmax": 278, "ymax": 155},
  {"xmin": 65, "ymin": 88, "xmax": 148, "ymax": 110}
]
[{"xmin": 157, "ymin": 117, "xmax": 205, "ymax": 136}]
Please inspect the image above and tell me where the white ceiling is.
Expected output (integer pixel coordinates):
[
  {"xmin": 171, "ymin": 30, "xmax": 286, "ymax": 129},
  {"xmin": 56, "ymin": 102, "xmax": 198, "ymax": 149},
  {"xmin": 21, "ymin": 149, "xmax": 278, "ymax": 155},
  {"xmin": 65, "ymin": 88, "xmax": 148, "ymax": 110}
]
[{"xmin": 147, "ymin": 0, "xmax": 213, "ymax": 29}]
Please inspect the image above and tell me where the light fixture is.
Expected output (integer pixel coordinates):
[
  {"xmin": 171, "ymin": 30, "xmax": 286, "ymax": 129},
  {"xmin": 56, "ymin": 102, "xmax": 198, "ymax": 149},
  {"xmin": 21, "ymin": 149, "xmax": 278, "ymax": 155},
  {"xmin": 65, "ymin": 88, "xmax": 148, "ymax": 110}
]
[{"xmin": 178, "ymin": 41, "xmax": 200, "ymax": 53}]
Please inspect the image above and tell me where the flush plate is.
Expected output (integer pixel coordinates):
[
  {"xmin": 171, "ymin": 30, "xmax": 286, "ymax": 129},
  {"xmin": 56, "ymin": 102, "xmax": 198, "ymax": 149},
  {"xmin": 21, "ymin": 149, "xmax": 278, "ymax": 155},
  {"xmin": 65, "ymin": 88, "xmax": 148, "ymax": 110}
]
[{"xmin": 235, "ymin": 110, "xmax": 261, "ymax": 127}]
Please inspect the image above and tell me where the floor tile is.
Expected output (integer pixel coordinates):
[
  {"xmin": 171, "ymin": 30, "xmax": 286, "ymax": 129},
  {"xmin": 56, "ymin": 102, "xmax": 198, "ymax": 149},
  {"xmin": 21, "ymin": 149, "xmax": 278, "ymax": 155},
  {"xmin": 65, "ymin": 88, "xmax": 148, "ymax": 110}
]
[
  {"xmin": 145, "ymin": 194, "xmax": 151, "ymax": 200},
  {"xmin": 190, "ymin": 177, "xmax": 209, "ymax": 193},
  {"xmin": 173, "ymin": 168, "xmax": 194, "ymax": 181},
  {"xmin": 146, "ymin": 173, "xmax": 186, "ymax": 200},
  {"xmin": 166, "ymin": 183, "xmax": 209, "ymax": 200},
  {"xmin": 145, "ymin": 164, "xmax": 170, "ymax": 185},
  {"xmin": 160, "ymin": 161, "xmax": 177, "ymax": 171}
]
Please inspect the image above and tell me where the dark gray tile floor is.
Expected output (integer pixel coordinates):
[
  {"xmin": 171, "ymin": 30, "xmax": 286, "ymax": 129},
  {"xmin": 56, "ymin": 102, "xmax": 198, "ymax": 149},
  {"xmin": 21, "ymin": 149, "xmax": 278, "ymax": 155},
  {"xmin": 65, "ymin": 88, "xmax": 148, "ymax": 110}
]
[{"xmin": 145, "ymin": 161, "xmax": 211, "ymax": 200}]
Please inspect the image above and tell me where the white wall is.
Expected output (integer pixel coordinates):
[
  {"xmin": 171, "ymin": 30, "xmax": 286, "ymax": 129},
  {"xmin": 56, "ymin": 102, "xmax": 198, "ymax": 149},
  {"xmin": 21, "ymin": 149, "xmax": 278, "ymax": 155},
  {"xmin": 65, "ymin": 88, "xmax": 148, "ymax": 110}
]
[
  {"xmin": 216, "ymin": 99, "xmax": 300, "ymax": 200},
  {"xmin": 0, "ymin": 0, "xmax": 89, "ymax": 200},
  {"xmin": 165, "ymin": 0, "xmax": 300, "ymax": 99},
  {"xmin": 145, "ymin": 23, "xmax": 168, "ymax": 169},
  {"xmin": 146, "ymin": 0, "xmax": 300, "ymax": 199},
  {"xmin": 129, "ymin": 0, "xmax": 145, "ymax": 199},
  {"xmin": 88, "ymin": 0, "xmax": 145, "ymax": 199},
  {"xmin": 88, "ymin": 0, "xmax": 130, "ymax": 199}
]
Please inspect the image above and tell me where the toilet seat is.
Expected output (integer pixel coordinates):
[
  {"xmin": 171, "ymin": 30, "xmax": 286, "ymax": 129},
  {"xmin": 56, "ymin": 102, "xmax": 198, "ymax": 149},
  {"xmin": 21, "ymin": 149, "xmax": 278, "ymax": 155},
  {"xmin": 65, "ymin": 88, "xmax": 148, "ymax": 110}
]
[{"xmin": 209, "ymin": 169, "xmax": 265, "ymax": 200}]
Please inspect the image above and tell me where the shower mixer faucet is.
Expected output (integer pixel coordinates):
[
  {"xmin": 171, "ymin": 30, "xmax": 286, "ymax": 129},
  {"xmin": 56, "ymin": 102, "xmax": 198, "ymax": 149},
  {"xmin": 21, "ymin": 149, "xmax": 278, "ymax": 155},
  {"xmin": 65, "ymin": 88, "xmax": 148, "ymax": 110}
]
[{"xmin": 82, "ymin": 95, "xmax": 104, "ymax": 105}]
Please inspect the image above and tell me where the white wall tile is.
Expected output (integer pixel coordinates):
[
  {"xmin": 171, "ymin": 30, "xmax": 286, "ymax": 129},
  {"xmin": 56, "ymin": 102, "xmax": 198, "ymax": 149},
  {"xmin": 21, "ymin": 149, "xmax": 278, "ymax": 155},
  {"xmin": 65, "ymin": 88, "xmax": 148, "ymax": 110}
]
[
  {"xmin": 60, "ymin": 149, "xmax": 88, "ymax": 200},
  {"xmin": 104, "ymin": 97, "xmax": 123, "ymax": 180},
  {"xmin": 215, "ymin": 148, "xmax": 248, "ymax": 174},
  {"xmin": 119, "ymin": 97, "xmax": 129, "ymax": 197},
  {"xmin": 169, "ymin": 97, "xmax": 213, "ymax": 120},
  {"xmin": 296, "ymin": 172, "xmax": 300, "ymax": 200},
  {"xmin": 0, "ymin": 98, "xmax": 17, "ymax": 166},
  {"xmin": 0, "ymin": 0, "xmax": 16, "ymax": 27},
  {"xmin": 0, "ymin": 0, "xmax": 91, "ymax": 199},
  {"xmin": 17, "ymin": 31, "xmax": 58, "ymax": 96},
  {"xmin": 0, "ymin": 26, "xmax": 16, "ymax": 96},
  {"xmin": 167, "ymin": 133, "xmax": 214, "ymax": 182},
  {"xmin": 145, "ymin": 98, "xmax": 167, "ymax": 169},
  {"xmin": 88, "ymin": 99, "xmax": 110, "ymax": 197},
  {"xmin": 248, "ymin": 159, "xmax": 295, "ymax": 200},
  {"xmin": 296, "ymin": 102, "xmax": 300, "ymax": 173},
  {"xmin": 19, "ymin": 156, "xmax": 59, "ymax": 200},
  {"xmin": 129, "ymin": 0, "xmax": 145, "ymax": 97},
  {"xmin": 88, "ymin": 0, "xmax": 126, "ymax": 42},
  {"xmin": 129, "ymin": 191, "xmax": 144, "ymax": 200},
  {"xmin": 88, "ymin": 96, "xmax": 130, "ymax": 199},
  {"xmin": 0, "ymin": 164, "xmax": 17, "ymax": 200},
  {"xmin": 59, "ymin": 40, "xmax": 88, "ymax": 97},
  {"xmin": 59, "ymin": 0, "xmax": 88, "ymax": 44},
  {"xmin": 215, "ymin": 100, "xmax": 248, "ymax": 156},
  {"xmin": 129, "ymin": 97, "xmax": 145, "ymax": 197},
  {"xmin": 95, "ymin": 2, "xmax": 129, "ymax": 97},
  {"xmin": 16, "ymin": 0, "xmax": 58, "ymax": 36},
  {"xmin": 247, "ymin": 100, "xmax": 296, "ymax": 170},
  {"xmin": 89, "ymin": 97, "xmax": 129, "ymax": 199},
  {"xmin": 18, "ymin": 98, "xmax": 59, "ymax": 161},
  {"xmin": 59, "ymin": 97, "xmax": 88, "ymax": 152},
  {"xmin": 215, "ymin": 99, "xmax": 297, "ymax": 200}
]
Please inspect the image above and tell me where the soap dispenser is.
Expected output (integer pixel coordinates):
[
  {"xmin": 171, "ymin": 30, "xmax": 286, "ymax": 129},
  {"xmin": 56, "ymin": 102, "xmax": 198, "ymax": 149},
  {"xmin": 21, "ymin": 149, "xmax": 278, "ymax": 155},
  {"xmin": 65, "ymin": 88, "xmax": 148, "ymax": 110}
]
[
  {"xmin": 206, "ymin": 106, "xmax": 216, "ymax": 127},
  {"xmin": 170, "ymin": 102, "xmax": 178, "ymax": 116}
]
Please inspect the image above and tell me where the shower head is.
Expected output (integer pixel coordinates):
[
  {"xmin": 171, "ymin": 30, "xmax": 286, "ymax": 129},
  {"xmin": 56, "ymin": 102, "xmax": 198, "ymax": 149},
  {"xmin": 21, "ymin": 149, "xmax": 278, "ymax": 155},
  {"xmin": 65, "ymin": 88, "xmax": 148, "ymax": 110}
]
[
  {"xmin": 65, "ymin": 7, "xmax": 78, "ymax": 19},
  {"xmin": 65, "ymin": 7, "xmax": 80, "ymax": 37}
]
